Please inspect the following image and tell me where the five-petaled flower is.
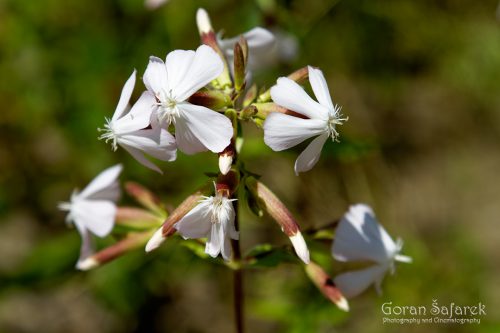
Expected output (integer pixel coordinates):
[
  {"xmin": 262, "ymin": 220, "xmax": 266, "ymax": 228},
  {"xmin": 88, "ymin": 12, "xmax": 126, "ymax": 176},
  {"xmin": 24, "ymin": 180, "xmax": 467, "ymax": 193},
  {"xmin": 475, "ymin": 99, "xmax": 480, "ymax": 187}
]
[
  {"xmin": 144, "ymin": 44, "xmax": 233, "ymax": 154},
  {"xmin": 58, "ymin": 164, "xmax": 122, "ymax": 269},
  {"xmin": 331, "ymin": 204, "xmax": 412, "ymax": 298},
  {"xmin": 98, "ymin": 70, "xmax": 176, "ymax": 173},
  {"xmin": 174, "ymin": 187, "xmax": 239, "ymax": 260},
  {"xmin": 263, "ymin": 66, "xmax": 347, "ymax": 175}
]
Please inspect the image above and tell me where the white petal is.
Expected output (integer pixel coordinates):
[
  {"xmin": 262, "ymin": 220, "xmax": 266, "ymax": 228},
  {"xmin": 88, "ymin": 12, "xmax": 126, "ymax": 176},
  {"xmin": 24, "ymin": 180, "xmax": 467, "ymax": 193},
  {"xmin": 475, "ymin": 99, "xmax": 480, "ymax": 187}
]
[
  {"xmin": 308, "ymin": 66, "xmax": 334, "ymax": 110},
  {"xmin": 145, "ymin": 0, "xmax": 169, "ymax": 10},
  {"xmin": 79, "ymin": 164, "xmax": 122, "ymax": 200},
  {"xmin": 205, "ymin": 222, "xmax": 222, "ymax": 258},
  {"xmin": 263, "ymin": 112, "xmax": 326, "ymax": 151},
  {"xmin": 73, "ymin": 223, "xmax": 95, "ymax": 270},
  {"xmin": 294, "ymin": 133, "xmax": 328, "ymax": 175},
  {"xmin": 164, "ymin": 49, "xmax": 196, "ymax": 96},
  {"xmin": 114, "ymin": 91, "xmax": 156, "ymax": 134},
  {"xmin": 221, "ymin": 234, "xmax": 232, "ymax": 261},
  {"xmin": 76, "ymin": 257, "xmax": 98, "ymax": 271},
  {"xmin": 72, "ymin": 199, "xmax": 116, "ymax": 237},
  {"xmin": 174, "ymin": 201, "xmax": 212, "ymax": 239},
  {"xmin": 145, "ymin": 227, "xmax": 166, "ymax": 252},
  {"xmin": 219, "ymin": 27, "xmax": 275, "ymax": 54},
  {"xmin": 122, "ymin": 145, "xmax": 163, "ymax": 174},
  {"xmin": 143, "ymin": 56, "xmax": 169, "ymax": 94},
  {"xmin": 289, "ymin": 232, "xmax": 310, "ymax": 264},
  {"xmin": 218, "ymin": 154, "xmax": 233, "ymax": 175},
  {"xmin": 270, "ymin": 77, "xmax": 329, "ymax": 119},
  {"xmin": 119, "ymin": 128, "xmax": 177, "ymax": 162},
  {"xmin": 112, "ymin": 70, "xmax": 136, "ymax": 122},
  {"xmin": 332, "ymin": 204, "xmax": 397, "ymax": 264},
  {"xmin": 176, "ymin": 103, "xmax": 233, "ymax": 154},
  {"xmin": 334, "ymin": 264, "xmax": 388, "ymax": 299},
  {"xmin": 171, "ymin": 45, "xmax": 223, "ymax": 101}
]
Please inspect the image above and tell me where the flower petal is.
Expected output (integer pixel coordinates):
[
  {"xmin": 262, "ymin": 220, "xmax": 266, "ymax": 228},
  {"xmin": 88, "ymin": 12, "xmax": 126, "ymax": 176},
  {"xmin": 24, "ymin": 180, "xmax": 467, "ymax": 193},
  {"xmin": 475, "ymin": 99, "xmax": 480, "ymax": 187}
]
[
  {"xmin": 205, "ymin": 222, "xmax": 222, "ymax": 258},
  {"xmin": 308, "ymin": 66, "xmax": 334, "ymax": 110},
  {"xmin": 120, "ymin": 128, "xmax": 177, "ymax": 162},
  {"xmin": 72, "ymin": 199, "xmax": 116, "ymax": 237},
  {"xmin": 219, "ymin": 27, "xmax": 275, "ymax": 55},
  {"xmin": 294, "ymin": 133, "xmax": 328, "ymax": 175},
  {"xmin": 143, "ymin": 56, "xmax": 169, "ymax": 94},
  {"xmin": 114, "ymin": 91, "xmax": 156, "ymax": 134},
  {"xmin": 331, "ymin": 204, "xmax": 397, "ymax": 264},
  {"xmin": 172, "ymin": 45, "xmax": 224, "ymax": 101},
  {"xmin": 334, "ymin": 264, "xmax": 388, "ymax": 299},
  {"xmin": 174, "ymin": 201, "xmax": 212, "ymax": 239},
  {"xmin": 176, "ymin": 103, "xmax": 233, "ymax": 154},
  {"xmin": 79, "ymin": 164, "xmax": 122, "ymax": 200},
  {"xmin": 122, "ymin": 145, "xmax": 163, "ymax": 174},
  {"xmin": 112, "ymin": 70, "xmax": 136, "ymax": 122},
  {"xmin": 165, "ymin": 49, "xmax": 195, "ymax": 96},
  {"xmin": 263, "ymin": 112, "xmax": 326, "ymax": 151},
  {"xmin": 270, "ymin": 77, "xmax": 329, "ymax": 119}
]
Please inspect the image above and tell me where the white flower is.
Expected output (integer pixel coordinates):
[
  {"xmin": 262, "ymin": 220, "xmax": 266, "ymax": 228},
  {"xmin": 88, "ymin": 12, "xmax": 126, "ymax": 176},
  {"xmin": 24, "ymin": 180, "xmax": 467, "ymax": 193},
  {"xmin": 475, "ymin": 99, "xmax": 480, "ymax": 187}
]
[
  {"xmin": 99, "ymin": 70, "xmax": 177, "ymax": 173},
  {"xmin": 174, "ymin": 192, "xmax": 238, "ymax": 260},
  {"xmin": 58, "ymin": 164, "xmax": 123, "ymax": 269},
  {"xmin": 331, "ymin": 204, "xmax": 412, "ymax": 298},
  {"xmin": 263, "ymin": 66, "xmax": 347, "ymax": 175},
  {"xmin": 143, "ymin": 45, "xmax": 233, "ymax": 154}
]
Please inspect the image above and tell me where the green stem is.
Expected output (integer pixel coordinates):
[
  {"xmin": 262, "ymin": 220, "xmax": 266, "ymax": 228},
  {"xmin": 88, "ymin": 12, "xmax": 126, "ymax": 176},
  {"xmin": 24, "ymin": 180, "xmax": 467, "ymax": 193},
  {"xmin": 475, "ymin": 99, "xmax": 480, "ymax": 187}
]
[{"xmin": 232, "ymin": 192, "xmax": 244, "ymax": 333}]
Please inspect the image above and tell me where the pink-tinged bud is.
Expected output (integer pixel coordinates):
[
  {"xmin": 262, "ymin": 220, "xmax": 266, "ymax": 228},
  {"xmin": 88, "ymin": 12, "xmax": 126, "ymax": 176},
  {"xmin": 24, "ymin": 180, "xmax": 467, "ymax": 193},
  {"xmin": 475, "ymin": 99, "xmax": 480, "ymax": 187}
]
[
  {"xmin": 253, "ymin": 102, "xmax": 308, "ymax": 120},
  {"xmin": 195, "ymin": 8, "xmax": 232, "ymax": 88},
  {"xmin": 115, "ymin": 206, "xmax": 163, "ymax": 229},
  {"xmin": 305, "ymin": 262, "xmax": 349, "ymax": 312},
  {"xmin": 258, "ymin": 66, "xmax": 309, "ymax": 102},
  {"xmin": 77, "ymin": 231, "xmax": 155, "ymax": 271},
  {"xmin": 188, "ymin": 90, "xmax": 232, "ymax": 110},
  {"xmin": 145, "ymin": 189, "xmax": 207, "ymax": 252},
  {"xmin": 125, "ymin": 182, "xmax": 164, "ymax": 216},
  {"xmin": 245, "ymin": 177, "xmax": 310, "ymax": 264}
]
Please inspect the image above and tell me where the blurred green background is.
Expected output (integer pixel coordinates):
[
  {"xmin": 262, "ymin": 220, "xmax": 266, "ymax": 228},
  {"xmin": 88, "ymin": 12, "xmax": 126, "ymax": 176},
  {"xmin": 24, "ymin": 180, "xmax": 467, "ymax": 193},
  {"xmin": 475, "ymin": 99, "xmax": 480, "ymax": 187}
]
[{"xmin": 1, "ymin": 0, "xmax": 499, "ymax": 332}]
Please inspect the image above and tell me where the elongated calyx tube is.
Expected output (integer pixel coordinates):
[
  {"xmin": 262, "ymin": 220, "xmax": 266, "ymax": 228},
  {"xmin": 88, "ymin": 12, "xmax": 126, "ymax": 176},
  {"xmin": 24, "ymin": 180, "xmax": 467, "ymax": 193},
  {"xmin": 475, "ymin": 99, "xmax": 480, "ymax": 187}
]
[
  {"xmin": 305, "ymin": 262, "xmax": 349, "ymax": 312},
  {"xmin": 145, "ymin": 189, "xmax": 208, "ymax": 252},
  {"xmin": 245, "ymin": 176, "xmax": 310, "ymax": 264}
]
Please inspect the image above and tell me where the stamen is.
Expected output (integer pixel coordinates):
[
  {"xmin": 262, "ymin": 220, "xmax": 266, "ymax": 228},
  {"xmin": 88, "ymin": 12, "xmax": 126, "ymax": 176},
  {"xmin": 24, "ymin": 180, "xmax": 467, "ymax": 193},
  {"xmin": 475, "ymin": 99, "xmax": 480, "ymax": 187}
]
[{"xmin": 326, "ymin": 105, "xmax": 348, "ymax": 141}]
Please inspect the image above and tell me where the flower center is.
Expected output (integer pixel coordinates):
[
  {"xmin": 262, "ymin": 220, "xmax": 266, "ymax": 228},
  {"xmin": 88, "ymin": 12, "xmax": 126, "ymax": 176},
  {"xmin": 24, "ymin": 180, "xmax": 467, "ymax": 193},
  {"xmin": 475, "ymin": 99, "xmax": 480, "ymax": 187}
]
[
  {"xmin": 156, "ymin": 90, "xmax": 180, "ymax": 125},
  {"xmin": 98, "ymin": 117, "xmax": 119, "ymax": 151},
  {"xmin": 325, "ymin": 105, "xmax": 348, "ymax": 141},
  {"xmin": 210, "ymin": 195, "xmax": 226, "ymax": 224}
]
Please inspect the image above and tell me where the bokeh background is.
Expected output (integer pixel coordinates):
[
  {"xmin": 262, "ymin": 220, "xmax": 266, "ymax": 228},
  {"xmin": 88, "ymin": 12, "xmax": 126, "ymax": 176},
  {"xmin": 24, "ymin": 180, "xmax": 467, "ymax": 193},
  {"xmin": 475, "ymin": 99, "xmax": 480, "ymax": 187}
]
[{"xmin": 1, "ymin": 0, "xmax": 499, "ymax": 332}]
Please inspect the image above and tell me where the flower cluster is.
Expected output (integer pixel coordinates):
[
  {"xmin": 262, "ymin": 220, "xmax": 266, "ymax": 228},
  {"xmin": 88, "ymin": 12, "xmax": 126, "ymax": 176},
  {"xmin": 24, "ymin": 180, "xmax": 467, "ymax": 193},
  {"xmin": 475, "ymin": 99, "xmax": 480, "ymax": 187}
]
[{"xmin": 59, "ymin": 7, "xmax": 412, "ymax": 318}]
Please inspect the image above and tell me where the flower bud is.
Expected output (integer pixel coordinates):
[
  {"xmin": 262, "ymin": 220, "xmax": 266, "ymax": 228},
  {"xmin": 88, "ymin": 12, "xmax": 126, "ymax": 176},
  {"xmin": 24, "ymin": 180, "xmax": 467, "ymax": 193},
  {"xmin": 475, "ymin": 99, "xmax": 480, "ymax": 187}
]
[
  {"xmin": 196, "ymin": 8, "xmax": 213, "ymax": 35},
  {"xmin": 125, "ymin": 182, "xmax": 164, "ymax": 216},
  {"xmin": 243, "ymin": 84, "xmax": 258, "ymax": 107},
  {"xmin": 233, "ymin": 36, "xmax": 248, "ymax": 92},
  {"xmin": 195, "ymin": 8, "xmax": 232, "ymax": 88},
  {"xmin": 245, "ymin": 177, "xmax": 310, "ymax": 264},
  {"xmin": 305, "ymin": 262, "xmax": 349, "ymax": 311},
  {"xmin": 188, "ymin": 90, "xmax": 232, "ymax": 111},
  {"xmin": 77, "ymin": 230, "xmax": 155, "ymax": 271},
  {"xmin": 219, "ymin": 153, "xmax": 233, "ymax": 175},
  {"xmin": 145, "ymin": 188, "xmax": 208, "ymax": 252}
]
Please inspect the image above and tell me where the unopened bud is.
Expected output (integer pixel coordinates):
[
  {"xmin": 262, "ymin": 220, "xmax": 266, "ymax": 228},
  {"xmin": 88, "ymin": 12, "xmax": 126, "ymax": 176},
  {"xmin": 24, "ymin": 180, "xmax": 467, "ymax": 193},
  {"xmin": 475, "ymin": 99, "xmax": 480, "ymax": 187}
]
[
  {"xmin": 196, "ymin": 8, "xmax": 213, "ymax": 35},
  {"xmin": 219, "ymin": 153, "xmax": 233, "ymax": 175},
  {"xmin": 305, "ymin": 262, "xmax": 349, "ymax": 311},
  {"xmin": 125, "ymin": 182, "xmax": 164, "ymax": 216},
  {"xmin": 145, "ymin": 188, "xmax": 208, "ymax": 252},
  {"xmin": 188, "ymin": 90, "xmax": 231, "ymax": 110},
  {"xmin": 77, "ymin": 230, "xmax": 155, "ymax": 270},
  {"xmin": 245, "ymin": 177, "xmax": 310, "ymax": 264}
]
